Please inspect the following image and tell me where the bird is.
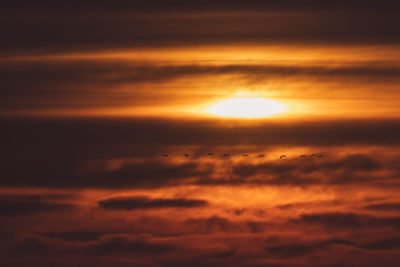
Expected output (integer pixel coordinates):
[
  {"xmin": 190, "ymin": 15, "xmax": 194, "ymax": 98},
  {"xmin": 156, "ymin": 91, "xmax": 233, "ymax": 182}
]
[
  {"xmin": 300, "ymin": 155, "xmax": 307, "ymax": 158},
  {"xmin": 184, "ymin": 153, "xmax": 189, "ymax": 157},
  {"xmin": 223, "ymin": 153, "xmax": 230, "ymax": 157},
  {"xmin": 241, "ymin": 154, "xmax": 248, "ymax": 157},
  {"xmin": 208, "ymin": 153, "xmax": 215, "ymax": 156},
  {"xmin": 256, "ymin": 154, "xmax": 265, "ymax": 158},
  {"xmin": 162, "ymin": 153, "xmax": 168, "ymax": 157},
  {"xmin": 280, "ymin": 155, "xmax": 287, "ymax": 159}
]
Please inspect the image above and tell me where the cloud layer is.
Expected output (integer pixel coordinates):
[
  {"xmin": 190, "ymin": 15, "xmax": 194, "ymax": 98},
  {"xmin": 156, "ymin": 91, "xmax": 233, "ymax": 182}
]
[{"xmin": 98, "ymin": 196, "xmax": 208, "ymax": 210}]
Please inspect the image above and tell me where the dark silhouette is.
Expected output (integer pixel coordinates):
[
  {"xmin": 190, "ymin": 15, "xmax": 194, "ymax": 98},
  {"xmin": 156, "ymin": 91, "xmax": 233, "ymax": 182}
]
[
  {"xmin": 256, "ymin": 154, "xmax": 265, "ymax": 158},
  {"xmin": 223, "ymin": 153, "xmax": 230, "ymax": 157},
  {"xmin": 280, "ymin": 155, "xmax": 287, "ymax": 159},
  {"xmin": 300, "ymin": 155, "xmax": 307, "ymax": 158},
  {"xmin": 241, "ymin": 154, "xmax": 248, "ymax": 157},
  {"xmin": 184, "ymin": 153, "xmax": 189, "ymax": 157},
  {"xmin": 162, "ymin": 153, "xmax": 168, "ymax": 157},
  {"xmin": 208, "ymin": 153, "xmax": 215, "ymax": 156}
]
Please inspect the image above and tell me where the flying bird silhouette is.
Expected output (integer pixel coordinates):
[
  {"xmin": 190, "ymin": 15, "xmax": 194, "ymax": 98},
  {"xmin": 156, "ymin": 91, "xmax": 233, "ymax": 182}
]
[
  {"xmin": 208, "ymin": 153, "xmax": 215, "ymax": 156},
  {"xmin": 256, "ymin": 154, "xmax": 265, "ymax": 158},
  {"xmin": 241, "ymin": 154, "xmax": 248, "ymax": 157},
  {"xmin": 280, "ymin": 155, "xmax": 287, "ymax": 159}
]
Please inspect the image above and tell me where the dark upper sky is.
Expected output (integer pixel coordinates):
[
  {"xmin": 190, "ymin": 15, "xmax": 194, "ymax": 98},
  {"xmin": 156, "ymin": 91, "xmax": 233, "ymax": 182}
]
[{"xmin": 2, "ymin": 0, "xmax": 400, "ymax": 55}]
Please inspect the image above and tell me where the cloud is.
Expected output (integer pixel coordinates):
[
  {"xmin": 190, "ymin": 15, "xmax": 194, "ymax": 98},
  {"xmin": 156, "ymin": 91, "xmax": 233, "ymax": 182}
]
[
  {"xmin": 86, "ymin": 236, "xmax": 176, "ymax": 255},
  {"xmin": 42, "ymin": 231, "xmax": 105, "ymax": 242},
  {"xmin": 237, "ymin": 153, "xmax": 380, "ymax": 176},
  {"xmin": 2, "ymin": 61, "xmax": 400, "ymax": 111},
  {"xmin": 292, "ymin": 212, "xmax": 400, "ymax": 230},
  {"xmin": 360, "ymin": 238, "xmax": 400, "ymax": 250},
  {"xmin": 98, "ymin": 196, "xmax": 208, "ymax": 210},
  {"xmin": 184, "ymin": 216, "xmax": 267, "ymax": 234},
  {"xmin": 0, "ymin": 153, "xmax": 212, "ymax": 188},
  {"xmin": 264, "ymin": 238, "xmax": 353, "ymax": 257},
  {"xmin": 83, "ymin": 161, "xmax": 212, "ymax": 188},
  {"xmin": 264, "ymin": 237, "xmax": 400, "ymax": 258},
  {"xmin": 184, "ymin": 216, "xmax": 238, "ymax": 233},
  {"xmin": 276, "ymin": 200, "xmax": 343, "ymax": 210},
  {"xmin": 363, "ymin": 203, "xmax": 400, "ymax": 211},
  {"xmin": 4, "ymin": 62, "xmax": 400, "ymax": 86},
  {"xmin": 13, "ymin": 237, "xmax": 54, "ymax": 254},
  {"xmin": 228, "ymin": 153, "xmax": 384, "ymax": 186},
  {"xmin": 3, "ymin": 117, "xmax": 400, "ymax": 148},
  {"xmin": 0, "ymin": 194, "xmax": 75, "ymax": 217}
]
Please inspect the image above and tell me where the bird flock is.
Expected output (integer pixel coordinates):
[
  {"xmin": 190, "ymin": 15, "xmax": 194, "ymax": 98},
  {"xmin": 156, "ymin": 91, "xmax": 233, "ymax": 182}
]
[{"xmin": 161, "ymin": 153, "xmax": 323, "ymax": 159}]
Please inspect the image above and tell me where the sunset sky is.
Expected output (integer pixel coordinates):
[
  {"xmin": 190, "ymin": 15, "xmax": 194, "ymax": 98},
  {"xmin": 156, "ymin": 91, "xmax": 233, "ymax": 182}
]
[{"xmin": 2, "ymin": 1, "xmax": 400, "ymax": 266}]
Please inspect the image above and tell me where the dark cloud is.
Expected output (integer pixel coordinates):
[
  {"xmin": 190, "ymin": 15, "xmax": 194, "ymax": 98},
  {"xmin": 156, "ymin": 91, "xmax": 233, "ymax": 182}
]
[
  {"xmin": 4, "ymin": 62, "xmax": 400, "ymax": 86},
  {"xmin": 14, "ymin": 237, "xmax": 54, "ymax": 254},
  {"xmin": 3, "ymin": 117, "xmax": 400, "ymax": 148},
  {"xmin": 276, "ymin": 200, "xmax": 343, "ymax": 210},
  {"xmin": 0, "ymin": 194, "xmax": 75, "ymax": 217},
  {"xmin": 264, "ymin": 237, "xmax": 400, "ymax": 257},
  {"xmin": 98, "ymin": 196, "xmax": 208, "ymax": 210},
  {"xmin": 203, "ymin": 249, "xmax": 236, "ymax": 259},
  {"xmin": 185, "ymin": 216, "xmax": 239, "ymax": 233},
  {"xmin": 264, "ymin": 238, "xmax": 353, "ymax": 257},
  {"xmin": 0, "ymin": 152, "xmax": 212, "ymax": 188},
  {"xmin": 363, "ymin": 203, "xmax": 400, "ymax": 211},
  {"xmin": 229, "ymin": 154, "xmax": 384, "ymax": 186},
  {"xmin": 42, "ymin": 231, "xmax": 105, "ymax": 242},
  {"xmin": 0, "ymin": 193, "xmax": 76, "ymax": 201},
  {"xmin": 184, "ymin": 216, "xmax": 267, "ymax": 234},
  {"xmin": 360, "ymin": 238, "xmax": 400, "ymax": 250},
  {"xmin": 86, "ymin": 236, "xmax": 176, "ymax": 255},
  {"xmin": 292, "ymin": 212, "xmax": 400, "ymax": 230},
  {"xmin": 84, "ymin": 161, "xmax": 211, "ymax": 188}
]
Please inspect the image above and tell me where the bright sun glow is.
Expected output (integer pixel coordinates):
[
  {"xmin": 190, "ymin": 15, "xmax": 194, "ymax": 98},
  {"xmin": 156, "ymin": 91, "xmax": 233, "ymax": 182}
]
[{"xmin": 206, "ymin": 97, "xmax": 287, "ymax": 118}]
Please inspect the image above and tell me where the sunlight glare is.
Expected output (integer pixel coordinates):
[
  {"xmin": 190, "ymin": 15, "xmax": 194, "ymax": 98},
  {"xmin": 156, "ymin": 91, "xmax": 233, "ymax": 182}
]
[{"xmin": 205, "ymin": 97, "xmax": 287, "ymax": 118}]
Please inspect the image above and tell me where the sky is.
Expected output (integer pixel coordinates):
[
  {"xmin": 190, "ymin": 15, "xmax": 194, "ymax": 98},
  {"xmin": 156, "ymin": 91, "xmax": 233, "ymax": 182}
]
[{"xmin": 1, "ymin": 1, "xmax": 400, "ymax": 266}]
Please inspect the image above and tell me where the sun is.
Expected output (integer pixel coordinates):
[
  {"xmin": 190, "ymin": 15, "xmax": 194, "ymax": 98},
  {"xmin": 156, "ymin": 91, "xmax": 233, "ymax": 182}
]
[{"xmin": 205, "ymin": 97, "xmax": 287, "ymax": 118}]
